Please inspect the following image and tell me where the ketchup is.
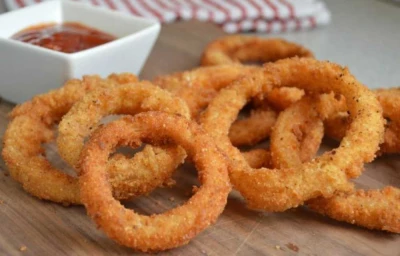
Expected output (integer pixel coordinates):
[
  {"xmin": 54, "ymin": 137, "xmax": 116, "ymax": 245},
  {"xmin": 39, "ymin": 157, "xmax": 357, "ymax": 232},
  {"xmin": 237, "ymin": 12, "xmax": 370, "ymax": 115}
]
[{"xmin": 11, "ymin": 22, "xmax": 116, "ymax": 54}]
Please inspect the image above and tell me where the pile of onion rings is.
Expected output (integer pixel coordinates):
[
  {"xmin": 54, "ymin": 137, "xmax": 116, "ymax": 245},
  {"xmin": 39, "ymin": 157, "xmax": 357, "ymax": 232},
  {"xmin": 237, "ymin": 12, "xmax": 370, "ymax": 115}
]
[
  {"xmin": 199, "ymin": 57, "xmax": 384, "ymax": 212},
  {"xmin": 2, "ymin": 76, "xmax": 191, "ymax": 205},
  {"xmin": 2, "ymin": 35, "xmax": 399, "ymax": 253},
  {"xmin": 3, "ymin": 74, "xmax": 142, "ymax": 205},
  {"xmin": 271, "ymin": 91, "xmax": 400, "ymax": 232}
]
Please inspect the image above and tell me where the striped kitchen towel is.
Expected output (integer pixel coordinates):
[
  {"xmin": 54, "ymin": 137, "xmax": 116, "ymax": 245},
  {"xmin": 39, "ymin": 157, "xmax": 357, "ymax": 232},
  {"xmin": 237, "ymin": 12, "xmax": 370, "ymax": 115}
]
[{"xmin": 4, "ymin": 0, "xmax": 331, "ymax": 33}]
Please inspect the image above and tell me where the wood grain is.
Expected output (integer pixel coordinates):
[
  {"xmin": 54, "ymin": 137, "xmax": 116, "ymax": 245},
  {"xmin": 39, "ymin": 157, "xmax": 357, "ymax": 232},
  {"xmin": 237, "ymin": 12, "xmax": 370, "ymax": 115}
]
[{"xmin": 0, "ymin": 20, "xmax": 399, "ymax": 256}]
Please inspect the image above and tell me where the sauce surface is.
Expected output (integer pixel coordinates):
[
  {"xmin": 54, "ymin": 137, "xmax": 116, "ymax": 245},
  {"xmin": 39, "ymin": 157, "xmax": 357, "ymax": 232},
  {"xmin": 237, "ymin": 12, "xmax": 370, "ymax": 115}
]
[{"xmin": 11, "ymin": 22, "xmax": 116, "ymax": 53}]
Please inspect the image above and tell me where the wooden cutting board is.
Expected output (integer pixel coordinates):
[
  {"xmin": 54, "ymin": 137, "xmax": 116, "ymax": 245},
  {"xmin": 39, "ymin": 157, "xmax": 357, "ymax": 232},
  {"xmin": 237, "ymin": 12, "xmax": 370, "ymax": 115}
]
[{"xmin": 0, "ymin": 21, "xmax": 399, "ymax": 256}]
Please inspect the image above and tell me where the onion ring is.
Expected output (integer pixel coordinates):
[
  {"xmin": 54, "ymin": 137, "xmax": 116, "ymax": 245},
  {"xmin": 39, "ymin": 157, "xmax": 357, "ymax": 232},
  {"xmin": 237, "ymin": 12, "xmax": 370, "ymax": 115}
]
[
  {"xmin": 2, "ymin": 74, "xmax": 137, "ymax": 204},
  {"xmin": 270, "ymin": 93, "xmax": 400, "ymax": 233},
  {"xmin": 307, "ymin": 187, "xmax": 400, "ymax": 233},
  {"xmin": 57, "ymin": 82, "xmax": 190, "ymax": 167},
  {"xmin": 154, "ymin": 65, "xmax": 277, "ymax": 147},
  {"xmin": 239, "ymin": 97, "xmax": 325, "ymax": 170},
  {"xmin": 324, "ymin": 88, "xmax": 400, "ymax": 155},
  {"xmin": 199, "ymin": 36, "xmax": 312, "ymax": 147},
  {"xmin": 57, "ymin": 82, "xmax": 190, "ymax": 198},
  {"xmin": 199, "ymin": 57, "xmax": 385, "ymax": 212},
  {"xmin": 270, "ymin": 96, "xmax": 324, "ymax": 169},
  {"xmin": 79, "ymin": 112, "xmax": 231, "ymax": 252},
  {"xmin": 154, "ymin": 64, "xmax": 257, "ymax": 118},
  {"xmin": 2, "ymin": 78, "xmax": 188, "ymax": 205},
  {"xmin": 155, "ymin": 64, "xmax": 306, "ymax": 166},
  {"xmin": 242, "ymin": 149, "xmax": 272, "ymax": 169},
  {"xmin": 270, "ymin": 92, "xmax": 347, "ymax": 168},
  {"xmin": 200, "ymin": 35, "xmax": 314, "ymax": 66},
  {"xmin": 246, "ymin": 87, "xmax": 305, "ymax": 148},
  {"xmin": 229, "ymin": 108, "xmax": 277, "ymax": 146},
  {"xmin": 252, "ymin": 87, "xmax": 305, "ymax": 112},
  {"xmin": 9, "ymin": 73, "xmax": 138, "ymax": 119},
  {"xmin": 232, "ymin": 87, "xmax": 305, "ymax": 147},
  {"xmin": 269, "ymin": 92, "xmax": 347, "ymax": 169},
  {"xmin": 375, "ymin": 88, "xmax": 400, "ymax": 154}
]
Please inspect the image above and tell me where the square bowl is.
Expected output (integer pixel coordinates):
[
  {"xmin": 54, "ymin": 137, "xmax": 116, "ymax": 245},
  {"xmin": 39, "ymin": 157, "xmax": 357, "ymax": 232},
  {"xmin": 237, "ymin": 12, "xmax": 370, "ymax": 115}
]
[{"xmin": 0, "ymin": 0, "xmax": 160, "ymax": 103}]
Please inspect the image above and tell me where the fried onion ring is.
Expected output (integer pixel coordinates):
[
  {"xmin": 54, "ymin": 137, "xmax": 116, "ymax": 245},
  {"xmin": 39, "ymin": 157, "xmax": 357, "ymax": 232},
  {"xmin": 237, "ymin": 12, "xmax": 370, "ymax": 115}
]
[
  {"xmin": 154, "ymin": 64, "xmax": 257, "ymax": 118},
  {"xmin": 57, "ymin": 82, "xmax": 190, "ymax": 167},
  {"xmin": 323, "ymin": 88, "xmax": 400, "ymax": 155},
  {"xmin": 269, "ymin": 92, "xmax": 347, "ymax": 169},
  {"xmin": 307, "ymin": 187, "xmax": 400, "ymax": 233},
  {"xmin": 252, "ymin": 87, "xmax": 305, "ymax": 112},
  {"xmin": 239, "ymin": 98, "xmax": 325, "ymax": 170},
  {"xmin": 269, "ymin": 92, "xmax": 400, "ymax": 233},
  {"xmin": 270, "ymin": 92, "xmax": 347, "ymax": 168},
  {"xmin": 2, "ymin": 74, "xmax": 138, "ymax": 204},
  {"xmin": 199, "ymin": 58, "xmax": 385, "ymax": 212},
  {"xmin": 229, "ymin": 108, "xmax": 277, "ymax": 146},
  {"xmin": 9, "ymin": 73, "xmax": 138, "ymax": 119},
  {"xmin": 2, "ymin": 78, "xmax": 189, "ymax": 204},
  {"xmin": 270, "ymin": 96, "xmax": 324, "ymax": 169},
  {"xmin": 57, "ymin": 82, "xmax": 190, "ymax": 198},
  {"xmin": 199, "ymin": 36, "xmax": 313, "ymax": 147},
  {"xmin": 79, "ymin": 112, "xmax": 231, "ymax": 252},
  {"xmin": 242, "ymin": 149, "xmax": 272, "ymax": 169},
  {"xmin": 375, "ymin": 88, "xmax": 400, "ymax": 154},
  {"xmin": 200, "ymin": 35, "xmax": 314, "ymax": 66},
  {"xmin": 154, "ymin": 65, "xmax": 277, "ymax": 147}
]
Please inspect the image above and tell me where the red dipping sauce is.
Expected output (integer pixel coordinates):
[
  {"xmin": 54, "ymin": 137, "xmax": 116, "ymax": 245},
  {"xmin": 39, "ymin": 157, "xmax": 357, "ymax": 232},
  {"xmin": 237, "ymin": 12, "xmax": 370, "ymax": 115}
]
[{"xmin": 11, "ymin": 22, "xmax": 116, "ymax": 54}]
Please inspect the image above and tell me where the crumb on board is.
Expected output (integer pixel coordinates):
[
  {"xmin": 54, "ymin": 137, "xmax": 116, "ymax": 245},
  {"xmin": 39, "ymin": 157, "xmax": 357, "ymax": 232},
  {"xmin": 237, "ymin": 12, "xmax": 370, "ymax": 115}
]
[
  {"xmin": 275, "ymin": 245, "xmax": 281, "ymax": 250},
  {"xmin": 19, "ymin": 246, "xmax": 27, "ymax": 252},
  {"xmin": 0, "ymin": 200, "xmax": 4, "ymax": 205},
  {"xmin": 3, "ymin": 172, "xmax": 9, "ymax": 177},
  {"xmin": 169, "ymin": 197, "xmax": 175, "ymax": 202},
  {"xmin": 286, "ymin": 242, "xmax": 299, "ymax": 252}
]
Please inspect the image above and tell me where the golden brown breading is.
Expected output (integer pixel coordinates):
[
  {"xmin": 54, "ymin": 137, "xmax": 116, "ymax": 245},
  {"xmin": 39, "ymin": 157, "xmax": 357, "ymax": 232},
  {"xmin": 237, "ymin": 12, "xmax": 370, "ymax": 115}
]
[
  {"xmin": 200, "ymin": 58, "xmax": 384, "ymax": 212},
  {"xmin": 79, "ymin": 112, "xmax": 231, "ymax": 252},
  {"xmin": 307, "ymin": 187, "xmax": 400, "ymax": 233},
  {"xmin": 200, "ymin": 35, "xmax": 314, "ymax": 66}
]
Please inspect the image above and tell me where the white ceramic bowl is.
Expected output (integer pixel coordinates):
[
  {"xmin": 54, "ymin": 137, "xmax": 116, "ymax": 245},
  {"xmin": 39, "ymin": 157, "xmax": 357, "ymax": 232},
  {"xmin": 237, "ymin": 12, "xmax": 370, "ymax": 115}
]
[{"xmin": 0, "ymin": 0, "xmax": 160, "ymax": 103}]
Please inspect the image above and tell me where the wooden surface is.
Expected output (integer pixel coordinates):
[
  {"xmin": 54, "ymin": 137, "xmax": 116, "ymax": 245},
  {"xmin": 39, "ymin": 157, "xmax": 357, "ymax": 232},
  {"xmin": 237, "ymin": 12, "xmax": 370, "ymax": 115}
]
[{"xmin": 0, "ymin": 20, "xmax": 400, "ymax": 256}]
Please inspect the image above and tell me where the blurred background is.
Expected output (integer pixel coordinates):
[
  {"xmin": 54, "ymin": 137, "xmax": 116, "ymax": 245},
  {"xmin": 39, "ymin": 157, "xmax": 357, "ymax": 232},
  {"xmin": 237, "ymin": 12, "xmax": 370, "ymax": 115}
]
[{"xmin": 1, "ymin": 0, "xmax": 399, "ymax": 88}]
